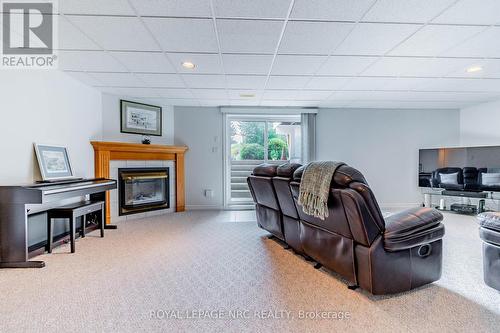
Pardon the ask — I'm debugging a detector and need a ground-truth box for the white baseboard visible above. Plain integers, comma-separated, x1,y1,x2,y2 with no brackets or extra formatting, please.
379,203,422,210
185,204,224,210
186,203,424,212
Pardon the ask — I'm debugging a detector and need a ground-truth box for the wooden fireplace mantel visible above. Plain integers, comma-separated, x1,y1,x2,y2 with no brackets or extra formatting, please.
91,141,188,224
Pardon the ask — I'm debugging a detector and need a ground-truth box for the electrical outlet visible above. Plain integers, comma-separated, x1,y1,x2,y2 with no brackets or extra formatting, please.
204,189,214,198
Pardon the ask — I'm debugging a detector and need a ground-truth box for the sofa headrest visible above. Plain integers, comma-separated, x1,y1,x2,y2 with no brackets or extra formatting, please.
277,163,302,178
292,163,367,188
293,165,305,181
435,167,463,174
252,163,278,177
333,165,368,187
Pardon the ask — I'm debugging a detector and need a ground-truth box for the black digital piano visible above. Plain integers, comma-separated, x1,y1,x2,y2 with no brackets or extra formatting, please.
0,178,116,268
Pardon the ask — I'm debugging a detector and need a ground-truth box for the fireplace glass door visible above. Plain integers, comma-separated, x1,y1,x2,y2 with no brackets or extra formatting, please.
119,168,169,215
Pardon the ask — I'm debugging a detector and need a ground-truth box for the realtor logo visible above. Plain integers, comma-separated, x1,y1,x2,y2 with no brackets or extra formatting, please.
1,0,58,68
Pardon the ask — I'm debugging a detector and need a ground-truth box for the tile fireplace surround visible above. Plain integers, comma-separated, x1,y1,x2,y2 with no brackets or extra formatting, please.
91,141,188,225
110,160,175,222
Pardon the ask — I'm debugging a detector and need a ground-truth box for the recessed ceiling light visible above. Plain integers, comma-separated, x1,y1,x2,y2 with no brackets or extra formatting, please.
181,61,195,69
239,93,255,98
466,66,482,73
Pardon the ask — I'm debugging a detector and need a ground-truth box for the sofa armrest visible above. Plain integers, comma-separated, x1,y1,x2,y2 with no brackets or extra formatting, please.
384,207,444,252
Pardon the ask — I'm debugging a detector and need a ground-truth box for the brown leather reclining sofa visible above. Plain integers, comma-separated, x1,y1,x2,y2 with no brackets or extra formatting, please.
247,162,445,295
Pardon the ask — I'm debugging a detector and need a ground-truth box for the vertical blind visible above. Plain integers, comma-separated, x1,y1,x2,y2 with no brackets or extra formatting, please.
301,113,316,163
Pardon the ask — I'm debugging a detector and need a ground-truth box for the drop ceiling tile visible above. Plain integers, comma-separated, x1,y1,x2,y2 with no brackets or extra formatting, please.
337,100,466,109
328,90,403,101
168,53,223,74
335,23,420,55
110,52,176,73
305,77,351,90
389,25,485,56
291,0,375,21
173,99,201,106
296,90,332,100
420,78,500,93
342,77,430,91
66,16,160,51
329,90,499,103
445,59,500,78
214,0,291,19
130,0,212,17
287,100,322,107
318,100,350,108
362,56,473,77
154,88,195,98
260,100,291,107
279,21,354,55
144,18,218,52
135,73,186,88
88,72,147,87
444,27,500,58
230,99,261,106
100,87,159,98
223,54,273,74
363,0,456,23
192,89,229,99
403,91,500,102
226,75,267,89
262,90,298,100
318,56,378,75
271,55,327,75
227,90,262,99
217,19,283,54
58,16,100,50
182,74,226,88
148,98,200,106
59,51,128,72
433,0,500,25
60,0,135,15
64,71,103,86
267,76,310,89
199,99,230,106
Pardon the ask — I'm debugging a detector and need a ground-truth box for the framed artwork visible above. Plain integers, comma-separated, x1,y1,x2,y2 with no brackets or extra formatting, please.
34,144,75,181
120,100,162,136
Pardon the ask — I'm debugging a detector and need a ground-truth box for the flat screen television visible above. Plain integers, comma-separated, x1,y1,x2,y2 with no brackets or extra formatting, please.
419,145,500,192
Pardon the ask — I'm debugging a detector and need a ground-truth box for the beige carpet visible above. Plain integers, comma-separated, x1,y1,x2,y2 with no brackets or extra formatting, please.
0,210,499,332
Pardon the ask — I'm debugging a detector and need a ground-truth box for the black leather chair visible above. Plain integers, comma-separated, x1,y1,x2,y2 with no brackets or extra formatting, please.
247,164,284,240
272,163,303,253
477,168,500,192
431,167,464,190
477,212,500,291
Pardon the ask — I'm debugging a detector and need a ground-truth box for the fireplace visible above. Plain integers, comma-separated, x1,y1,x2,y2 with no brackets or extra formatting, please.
118,168,169,215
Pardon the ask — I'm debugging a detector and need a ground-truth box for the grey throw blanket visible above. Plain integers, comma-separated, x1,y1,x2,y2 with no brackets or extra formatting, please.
298,161,345,220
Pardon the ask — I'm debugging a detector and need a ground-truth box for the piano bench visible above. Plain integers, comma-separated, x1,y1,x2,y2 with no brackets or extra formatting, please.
46,200,105,254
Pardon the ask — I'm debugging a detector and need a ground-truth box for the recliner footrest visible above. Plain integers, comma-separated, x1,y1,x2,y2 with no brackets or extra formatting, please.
384,207,445,251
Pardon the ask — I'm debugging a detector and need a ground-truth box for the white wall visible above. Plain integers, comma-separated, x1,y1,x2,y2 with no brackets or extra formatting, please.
101,94,174,144
174,106,223,209
0,70,102,184
460,100,500,146
316,108,461,207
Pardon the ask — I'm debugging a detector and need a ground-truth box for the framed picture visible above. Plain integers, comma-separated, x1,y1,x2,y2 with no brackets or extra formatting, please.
120,100,162,136
34,144,75,181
